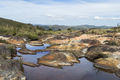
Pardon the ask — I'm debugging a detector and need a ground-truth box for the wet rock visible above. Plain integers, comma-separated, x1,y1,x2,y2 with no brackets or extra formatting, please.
18,48,36,55
62,52,80,63
94,58,120,71
68,50,85,58
115,70,120,78
0,57,26,80
23,62,39,67
38,51,79,68
29,41,43,46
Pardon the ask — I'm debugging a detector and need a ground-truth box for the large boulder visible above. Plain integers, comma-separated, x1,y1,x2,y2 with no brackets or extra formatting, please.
37,51,79,68
86,45,120,60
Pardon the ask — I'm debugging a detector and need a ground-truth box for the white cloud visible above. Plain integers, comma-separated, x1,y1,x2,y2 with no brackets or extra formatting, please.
94,16,103,20
94,16,120,20
0,0,120,26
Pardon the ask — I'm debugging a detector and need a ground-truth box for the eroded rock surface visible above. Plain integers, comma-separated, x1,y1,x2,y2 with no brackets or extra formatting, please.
94,58,120,70
38,51,79,68
86,45,120,60
0,43,26,80
18,48,36,55
0,56,26,80
29,41,43,46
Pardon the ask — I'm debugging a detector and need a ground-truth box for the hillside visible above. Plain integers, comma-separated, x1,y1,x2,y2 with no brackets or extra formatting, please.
0,18,32,27
0,18,48,40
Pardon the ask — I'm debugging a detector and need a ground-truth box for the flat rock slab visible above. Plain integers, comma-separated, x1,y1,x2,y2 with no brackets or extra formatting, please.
38,51,79,68
23,62,39,67
29,41,43,46
94,58,120,71
18,49,36,55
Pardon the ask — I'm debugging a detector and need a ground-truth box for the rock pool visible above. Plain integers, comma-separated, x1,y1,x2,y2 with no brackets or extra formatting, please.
15,44,120,80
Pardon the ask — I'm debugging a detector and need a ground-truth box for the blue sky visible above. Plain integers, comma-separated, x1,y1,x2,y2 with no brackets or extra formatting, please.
0,0,120,26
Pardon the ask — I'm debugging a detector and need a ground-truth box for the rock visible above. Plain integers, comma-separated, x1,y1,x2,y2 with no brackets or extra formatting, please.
37,51,79,68
29,41,43,46
68,50,85,58
103,52,120,60
81,48,88,54
62,52,80,63
0,36,10,40
47,43,86,51
86,45,120,60
94,58,120,71
115,70,120,78
23,62,39,67
18,48,36,55
80,39,100,46
0,57,26,80
7,39,25,45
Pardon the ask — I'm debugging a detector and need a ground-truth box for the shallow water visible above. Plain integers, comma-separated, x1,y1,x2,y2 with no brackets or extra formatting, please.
16,44,120,80
25,44,50,50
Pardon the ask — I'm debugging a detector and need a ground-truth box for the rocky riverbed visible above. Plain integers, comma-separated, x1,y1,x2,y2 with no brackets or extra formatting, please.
15,43,120,80
1,33,120,80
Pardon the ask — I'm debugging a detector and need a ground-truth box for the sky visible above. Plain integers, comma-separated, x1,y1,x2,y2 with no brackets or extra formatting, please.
0,0,120,26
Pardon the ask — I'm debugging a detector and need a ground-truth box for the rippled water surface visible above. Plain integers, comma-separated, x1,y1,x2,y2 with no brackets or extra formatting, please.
16,44,120,80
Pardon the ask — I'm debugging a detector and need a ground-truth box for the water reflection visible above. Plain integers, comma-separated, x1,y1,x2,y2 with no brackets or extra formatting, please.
23,58,119,80
25,44,50,50
15,44,120,80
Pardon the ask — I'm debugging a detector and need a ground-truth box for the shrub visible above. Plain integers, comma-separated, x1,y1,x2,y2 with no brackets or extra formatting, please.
0,39,8,43
27,34,39,41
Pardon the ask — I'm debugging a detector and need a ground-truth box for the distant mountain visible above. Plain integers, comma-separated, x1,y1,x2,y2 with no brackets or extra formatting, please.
0,17,113,31
34,25,70,30
70,25,113,30
35,24,113,30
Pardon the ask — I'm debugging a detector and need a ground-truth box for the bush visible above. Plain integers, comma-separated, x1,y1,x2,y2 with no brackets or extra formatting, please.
0,39,8,43
27,34,39,41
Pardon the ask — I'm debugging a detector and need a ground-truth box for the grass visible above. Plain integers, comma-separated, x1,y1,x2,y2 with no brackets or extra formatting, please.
0,25,69,41
86,28,108,35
